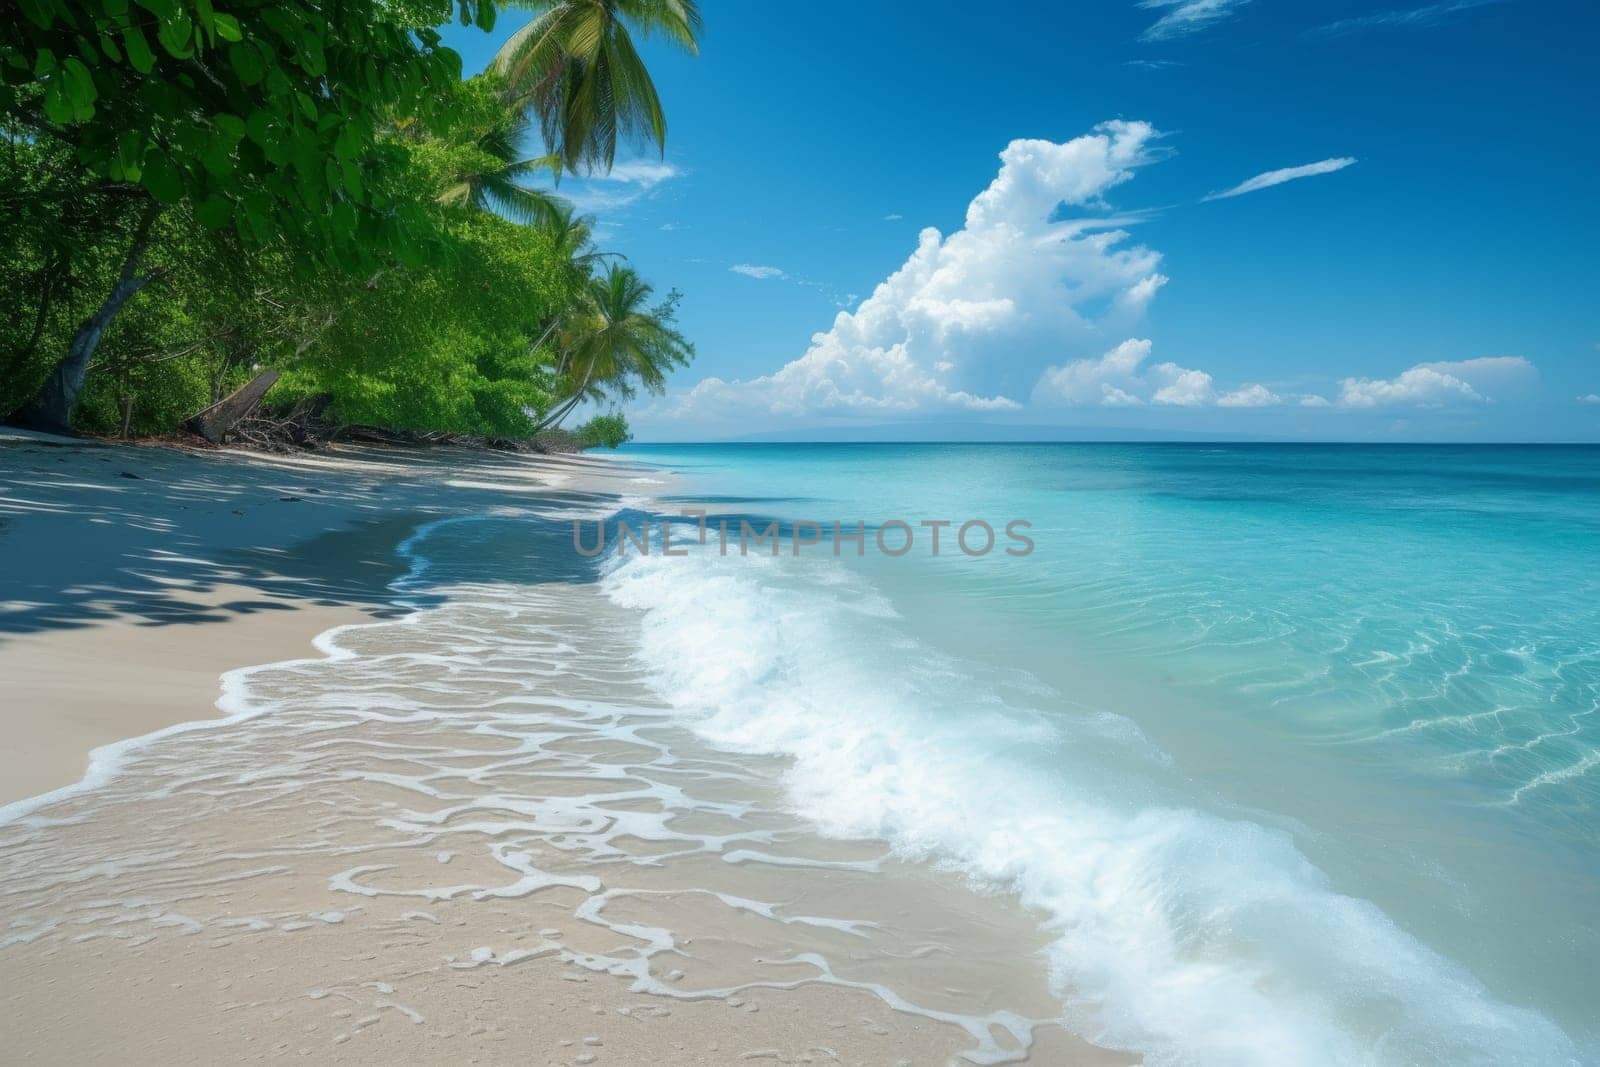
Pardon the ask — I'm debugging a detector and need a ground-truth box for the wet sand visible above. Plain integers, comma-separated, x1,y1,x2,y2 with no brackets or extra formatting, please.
0,433,1126,1065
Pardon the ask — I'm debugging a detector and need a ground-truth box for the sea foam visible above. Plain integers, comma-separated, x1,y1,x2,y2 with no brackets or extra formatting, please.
600,545,1581,1066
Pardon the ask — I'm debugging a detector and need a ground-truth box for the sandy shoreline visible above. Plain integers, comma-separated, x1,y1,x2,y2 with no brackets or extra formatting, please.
0,433,1126,1065
0,430,633,805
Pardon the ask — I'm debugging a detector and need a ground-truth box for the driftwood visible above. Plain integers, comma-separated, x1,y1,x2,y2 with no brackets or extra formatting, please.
230,392,338,452
212,396,579,456
186,369,281,443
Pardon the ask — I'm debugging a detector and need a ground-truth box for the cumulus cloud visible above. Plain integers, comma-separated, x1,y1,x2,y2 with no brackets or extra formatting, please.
668,121,1170,420
1581,394,1600,405
1033,338,1295,409
1203,157,1357,201
1150,363,1215,406
1138,0,1252,41
730,264,787,280
1217,383,1283,407
1337,356,1535,408
1034,338,1157,405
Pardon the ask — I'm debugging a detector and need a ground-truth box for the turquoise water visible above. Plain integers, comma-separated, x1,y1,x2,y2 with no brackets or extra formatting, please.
607,442,1599,1064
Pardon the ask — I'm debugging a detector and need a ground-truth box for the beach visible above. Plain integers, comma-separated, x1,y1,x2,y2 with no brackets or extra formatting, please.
4,436,1595,1065
0,433,1121,1066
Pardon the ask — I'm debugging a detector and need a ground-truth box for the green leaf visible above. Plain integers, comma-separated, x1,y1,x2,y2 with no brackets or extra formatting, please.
122,25,155,73
194,195,232,229
213,12,242,42
115,130,143,181
34,48,57,76
333,125,360,161
59,57,97,118
141,150,184,203
227,41,265,84
17,0,56,30
213,112,245,139
157,11,193,57
474,2,496,32
331,199,357,240
134,0,176,17
201,137,233,177
299,33,324,76
42,80,74,124
245,109,273,148
193,0,215,39
341,158,363,201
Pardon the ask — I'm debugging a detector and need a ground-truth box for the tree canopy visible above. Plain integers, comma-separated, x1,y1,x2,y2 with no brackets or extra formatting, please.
1,0,699,446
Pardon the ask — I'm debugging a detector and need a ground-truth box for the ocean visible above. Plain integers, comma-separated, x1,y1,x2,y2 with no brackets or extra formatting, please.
606,442,1600,1063
4,441,1595,1063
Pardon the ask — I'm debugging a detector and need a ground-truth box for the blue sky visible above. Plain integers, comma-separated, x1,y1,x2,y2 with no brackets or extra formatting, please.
444,1,1598,442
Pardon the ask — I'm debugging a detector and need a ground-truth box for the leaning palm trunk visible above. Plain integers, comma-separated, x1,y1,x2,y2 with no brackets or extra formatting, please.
536,364,595,431
13,204,163,434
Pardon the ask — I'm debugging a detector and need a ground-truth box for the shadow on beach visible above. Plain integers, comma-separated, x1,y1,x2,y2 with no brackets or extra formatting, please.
0,436,629,639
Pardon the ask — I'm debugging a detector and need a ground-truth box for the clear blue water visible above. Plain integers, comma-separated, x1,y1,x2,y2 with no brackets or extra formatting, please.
606,442,1599,1063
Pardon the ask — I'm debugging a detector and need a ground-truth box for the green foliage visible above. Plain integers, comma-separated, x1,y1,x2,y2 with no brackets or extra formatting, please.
1,2,699,441
273,208,573,436
1,0,492,271
496,0,702,173
415,72,562,225
577,411,630,448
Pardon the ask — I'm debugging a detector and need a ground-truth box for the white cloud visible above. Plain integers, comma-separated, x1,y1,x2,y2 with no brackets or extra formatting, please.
1577,394,1600,405
667,121,1169,420
1217,383,1283,407
560,160,681,214
602,161,679,184
883,213,904,221
1138,0,1252,41
1311,0,1503,38
1150,363,1215,406
1203,157,1357,201
1338,356,1535,408
1034,338,1157,405
730,264,787,280
1034,338,1296,410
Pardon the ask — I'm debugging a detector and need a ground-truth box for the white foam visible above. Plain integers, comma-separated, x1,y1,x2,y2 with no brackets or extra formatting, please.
600,546,1582,1066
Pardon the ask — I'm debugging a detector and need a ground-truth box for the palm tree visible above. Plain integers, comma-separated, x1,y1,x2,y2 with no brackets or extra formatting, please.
433,103,566,225
538,262,691,429
525,203,621,355
494,0,703,174
541,203,610,277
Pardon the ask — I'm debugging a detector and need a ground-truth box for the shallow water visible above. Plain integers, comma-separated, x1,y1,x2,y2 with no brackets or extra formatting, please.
611,442,1600,1064
0,507,1090,1065
5,443,1596,1064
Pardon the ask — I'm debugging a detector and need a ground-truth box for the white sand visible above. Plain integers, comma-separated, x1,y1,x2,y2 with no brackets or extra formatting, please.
0,434,1127,1065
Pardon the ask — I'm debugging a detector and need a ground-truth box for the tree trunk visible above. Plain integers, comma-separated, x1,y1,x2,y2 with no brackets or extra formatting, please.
20,251,67,365
185,369,281,444
536,365,595,432
10,204,162,435
539,392,585,430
